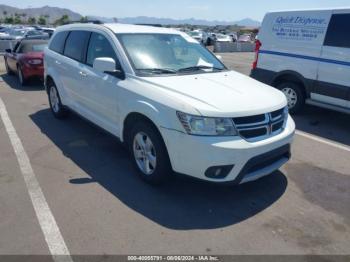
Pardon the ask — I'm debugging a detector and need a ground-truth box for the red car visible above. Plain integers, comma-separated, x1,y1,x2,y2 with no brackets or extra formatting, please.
4,39,48,86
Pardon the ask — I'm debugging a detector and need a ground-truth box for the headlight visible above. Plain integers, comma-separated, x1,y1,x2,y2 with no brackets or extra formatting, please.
177,111,238,136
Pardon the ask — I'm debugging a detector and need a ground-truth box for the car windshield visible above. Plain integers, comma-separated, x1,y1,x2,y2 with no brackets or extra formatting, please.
217,34,228,39
28,30,43,35
10,30,27,36
116,33,225,76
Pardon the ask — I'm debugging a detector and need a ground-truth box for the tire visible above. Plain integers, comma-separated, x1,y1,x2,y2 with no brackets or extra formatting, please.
128,121,172,184
5,59,13,75
17,65,27,86
277,82,305,114
47,83,68,119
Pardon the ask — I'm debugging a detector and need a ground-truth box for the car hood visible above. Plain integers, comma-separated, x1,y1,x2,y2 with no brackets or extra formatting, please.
142,70,287,117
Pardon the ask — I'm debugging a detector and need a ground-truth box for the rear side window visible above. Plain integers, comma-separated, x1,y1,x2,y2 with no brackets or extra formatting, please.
86,33,119,67
64,31,91,62
49,31,69,54
324,14,350,48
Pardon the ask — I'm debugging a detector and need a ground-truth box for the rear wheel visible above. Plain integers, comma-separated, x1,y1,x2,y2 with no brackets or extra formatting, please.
5,59,13,75
17,66,27,86
48,83,68,119
277,82,305,114
128,121,172,184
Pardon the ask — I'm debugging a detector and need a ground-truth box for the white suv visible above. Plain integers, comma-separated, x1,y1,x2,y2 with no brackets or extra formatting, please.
44,23,295,184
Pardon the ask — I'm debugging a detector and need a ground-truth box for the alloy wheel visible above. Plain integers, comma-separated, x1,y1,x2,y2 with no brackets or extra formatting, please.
282,87,298,109
49,86,60,113
133,132,157,175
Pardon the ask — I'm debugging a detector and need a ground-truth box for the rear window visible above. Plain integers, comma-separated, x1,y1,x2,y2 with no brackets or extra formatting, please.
49,31,69,54
63,31,91,62
324,14,350,48
19,42,48,53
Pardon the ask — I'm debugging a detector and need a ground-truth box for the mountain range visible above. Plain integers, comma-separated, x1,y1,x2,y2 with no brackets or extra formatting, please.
0,4,81,23
92,16,261,27
0,4,261,27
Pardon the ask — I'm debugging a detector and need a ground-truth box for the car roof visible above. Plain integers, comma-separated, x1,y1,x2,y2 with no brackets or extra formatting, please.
267,7,350,14
56,23,182,35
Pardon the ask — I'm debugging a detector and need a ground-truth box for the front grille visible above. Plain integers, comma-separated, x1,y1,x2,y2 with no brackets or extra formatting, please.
233,107,288,142
240,127,267,139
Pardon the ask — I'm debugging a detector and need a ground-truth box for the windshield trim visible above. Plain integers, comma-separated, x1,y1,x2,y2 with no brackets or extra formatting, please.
115,33,227,77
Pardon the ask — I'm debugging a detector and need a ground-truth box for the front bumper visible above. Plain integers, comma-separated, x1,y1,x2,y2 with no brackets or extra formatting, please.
160,115,295,184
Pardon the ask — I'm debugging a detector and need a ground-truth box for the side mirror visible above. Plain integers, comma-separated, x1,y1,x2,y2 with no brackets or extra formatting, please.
5,48,11,53
93,57,125,80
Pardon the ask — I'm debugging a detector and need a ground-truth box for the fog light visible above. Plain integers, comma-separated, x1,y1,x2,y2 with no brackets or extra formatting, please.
205,165,234,179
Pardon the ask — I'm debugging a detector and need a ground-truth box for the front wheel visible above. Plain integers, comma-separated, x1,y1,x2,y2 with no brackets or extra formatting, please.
277,82,305,114
128,121,172,184
48,84,68,119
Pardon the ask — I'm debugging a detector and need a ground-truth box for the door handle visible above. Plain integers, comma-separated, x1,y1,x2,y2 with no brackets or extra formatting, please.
79,71,88,77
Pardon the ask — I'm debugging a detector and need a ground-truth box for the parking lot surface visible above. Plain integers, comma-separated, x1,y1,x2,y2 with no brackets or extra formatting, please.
0,54,349,256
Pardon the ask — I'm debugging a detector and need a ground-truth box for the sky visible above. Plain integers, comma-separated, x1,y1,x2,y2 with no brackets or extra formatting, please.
3,0,350,21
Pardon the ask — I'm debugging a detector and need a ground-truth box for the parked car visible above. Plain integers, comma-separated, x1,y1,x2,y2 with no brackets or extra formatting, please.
37,27,56,38
238,34,252,43
215,34,232,43
0,26,11,37
4,39,48,85
207,33,217,45
0,28,49,40
229,32,238,42
251,8,350,114
188,30,209,45
44,23,295,185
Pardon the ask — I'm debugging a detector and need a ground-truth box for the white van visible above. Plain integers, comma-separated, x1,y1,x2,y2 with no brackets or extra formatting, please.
251,8,350,114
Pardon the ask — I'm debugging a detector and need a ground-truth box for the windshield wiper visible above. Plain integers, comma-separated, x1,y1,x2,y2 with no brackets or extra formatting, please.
138,68,177,74
177,65,224,72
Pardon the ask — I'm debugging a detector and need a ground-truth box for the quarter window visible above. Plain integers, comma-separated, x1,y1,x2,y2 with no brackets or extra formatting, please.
86,33,119,67
63,31,91,62
49,31,69,54
324,14,350,48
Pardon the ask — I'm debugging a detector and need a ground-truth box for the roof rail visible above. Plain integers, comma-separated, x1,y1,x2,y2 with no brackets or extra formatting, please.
63,20,104,25
135,23,163,28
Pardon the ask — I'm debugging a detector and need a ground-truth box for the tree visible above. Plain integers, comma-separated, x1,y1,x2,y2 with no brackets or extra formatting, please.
4,16,14,24
80,16,88,22
14,14,22,24
3,11,7,16
38,16,47,25
44,14,50,23
54,14,70,26
27,17,37,25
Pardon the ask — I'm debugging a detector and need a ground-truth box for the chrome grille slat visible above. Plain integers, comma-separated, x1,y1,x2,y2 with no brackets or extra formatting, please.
233,107,287,142
235,114,269,128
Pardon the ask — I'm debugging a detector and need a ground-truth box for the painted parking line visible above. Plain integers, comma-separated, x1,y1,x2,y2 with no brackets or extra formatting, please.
296,130,350,153
0,97,73,262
